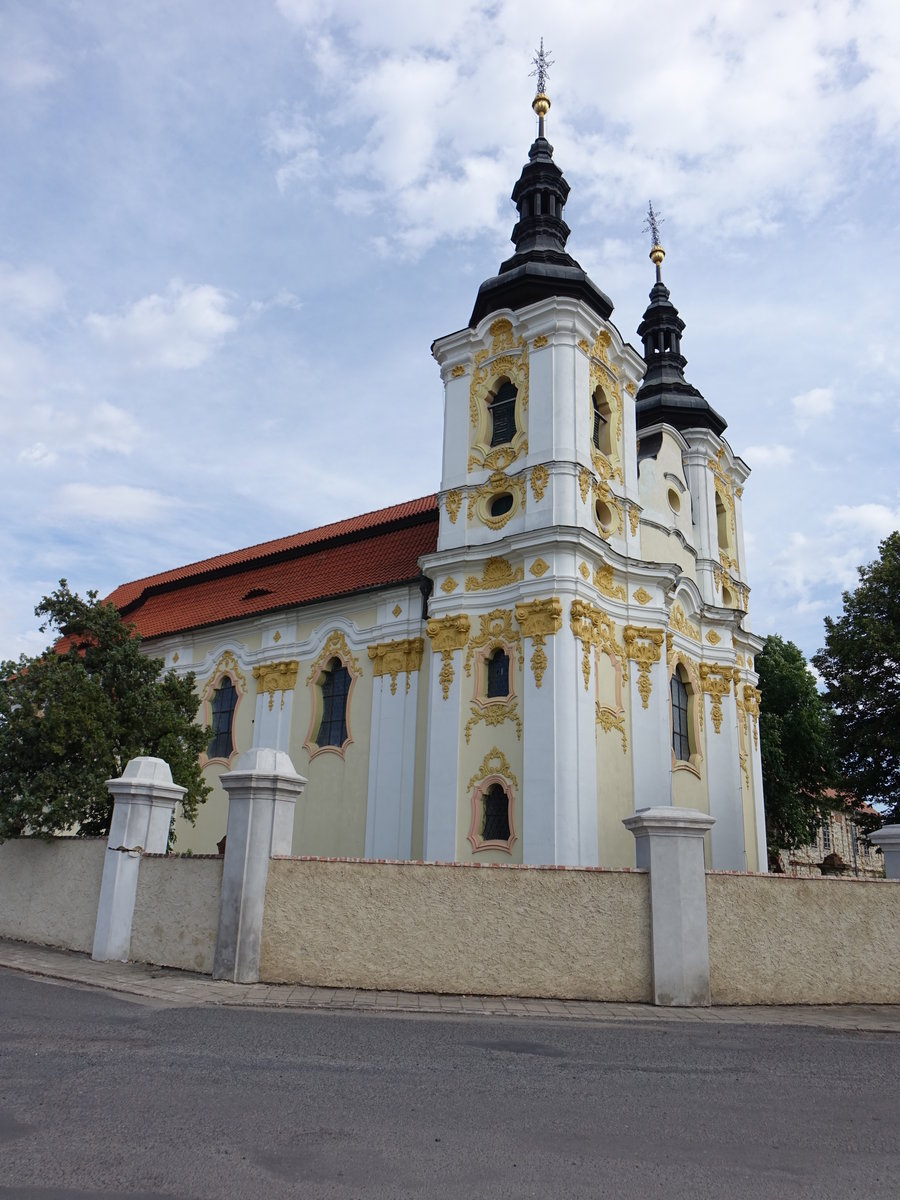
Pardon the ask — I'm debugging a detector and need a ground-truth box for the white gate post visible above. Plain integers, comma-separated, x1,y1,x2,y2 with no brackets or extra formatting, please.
623,807,715,1006
92,757,185,963
212,748,306,984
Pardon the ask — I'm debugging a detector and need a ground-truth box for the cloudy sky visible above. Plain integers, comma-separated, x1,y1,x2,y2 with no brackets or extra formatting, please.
2,0,899,663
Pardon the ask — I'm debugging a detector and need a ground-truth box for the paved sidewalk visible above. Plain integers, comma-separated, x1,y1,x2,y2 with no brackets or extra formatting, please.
2,937,899,1033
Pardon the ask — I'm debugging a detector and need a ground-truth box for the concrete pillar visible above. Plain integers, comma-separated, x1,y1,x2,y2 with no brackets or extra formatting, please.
212,748,306,983
92,757,185,963
868,825,900,879
623,806,715,1006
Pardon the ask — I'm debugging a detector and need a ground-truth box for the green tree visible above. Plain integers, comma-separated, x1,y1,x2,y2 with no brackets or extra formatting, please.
0,581,210,841
812,531,900,824
757,634,837,861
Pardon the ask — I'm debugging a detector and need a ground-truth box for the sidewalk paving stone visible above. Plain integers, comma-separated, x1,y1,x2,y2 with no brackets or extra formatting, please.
2,937,899,1033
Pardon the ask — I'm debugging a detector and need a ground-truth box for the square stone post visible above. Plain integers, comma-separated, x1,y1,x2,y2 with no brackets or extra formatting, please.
623,807,715,1006
213,748,307,983
868,825,900,879
92,757,186,963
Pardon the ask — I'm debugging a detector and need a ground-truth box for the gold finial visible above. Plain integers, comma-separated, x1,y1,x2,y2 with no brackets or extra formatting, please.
530,39,554,135
644,202,666,281
650,244,665,267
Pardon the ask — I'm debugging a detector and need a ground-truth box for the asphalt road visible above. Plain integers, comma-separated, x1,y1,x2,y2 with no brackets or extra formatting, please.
1,970,898,1200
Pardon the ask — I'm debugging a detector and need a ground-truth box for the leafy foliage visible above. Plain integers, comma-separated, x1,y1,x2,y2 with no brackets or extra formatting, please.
813,532,900,824
757,634,837,859
0,582,210,840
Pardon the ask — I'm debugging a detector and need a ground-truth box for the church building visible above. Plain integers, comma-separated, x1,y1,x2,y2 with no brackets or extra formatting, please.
107,78,766,873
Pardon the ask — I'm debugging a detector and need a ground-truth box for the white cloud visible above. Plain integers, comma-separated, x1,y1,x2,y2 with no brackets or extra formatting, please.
0,262,65,319
18,442,57,467
831,503,900,539
56,483,180,525
85,282,238,369
791,386,835,425
265,106,320,193
85,402,142,455
0,56,58,91
744,443,794,468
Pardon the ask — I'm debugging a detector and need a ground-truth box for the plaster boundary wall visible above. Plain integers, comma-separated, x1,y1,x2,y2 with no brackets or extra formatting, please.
260,854,652,1001
707,870,900,1005
0,837,106,953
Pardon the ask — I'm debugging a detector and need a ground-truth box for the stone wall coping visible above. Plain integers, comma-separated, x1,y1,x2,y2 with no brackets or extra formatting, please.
141,852,224,860
706,869,895,883
623,807,715,836
271,854,646,874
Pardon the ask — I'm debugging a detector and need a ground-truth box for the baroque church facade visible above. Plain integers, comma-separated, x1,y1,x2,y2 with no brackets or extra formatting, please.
109,86,766,872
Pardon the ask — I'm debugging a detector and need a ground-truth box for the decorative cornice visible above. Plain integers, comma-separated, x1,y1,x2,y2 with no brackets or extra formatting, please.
367,637,425,696
515,597,562,688
465,555,524,592
571,600,627,691
624,625,665,708
253,660,299,711
700,662,735,733
426,615,471,700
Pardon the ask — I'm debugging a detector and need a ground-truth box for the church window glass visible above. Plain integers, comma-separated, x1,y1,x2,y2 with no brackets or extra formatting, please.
489,382,517,446
486,648,510,698
482,784,511,842
316,658,351,748
671,669,690,762
208,676,238,759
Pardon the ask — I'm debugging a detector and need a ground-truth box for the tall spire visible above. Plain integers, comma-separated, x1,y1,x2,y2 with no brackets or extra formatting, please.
634,204,726,437
469,44,613,328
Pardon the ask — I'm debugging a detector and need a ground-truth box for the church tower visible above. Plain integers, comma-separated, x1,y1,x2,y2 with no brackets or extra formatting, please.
420,58,765,872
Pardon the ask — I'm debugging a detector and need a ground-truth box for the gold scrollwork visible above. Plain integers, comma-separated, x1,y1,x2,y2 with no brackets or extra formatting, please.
468,324,529,471
624,625,665,709
305,631,362,686
592,479,625,540
465,699,522,745
451,363,466,378
594,563,626,601
530,463,549,502
426,615,470,700
465,556,524,592
633,587,652,605
515,597,563,688
489,317,515,353
706,630,721,645
571,601,628,691
209,650,247,695
700,662,734,734
670,603,701,642
467,747,519,792
253,660,299,711
577,337,591,355
625,381,637,396
368,637,425,696
441,577,459,594
533,334,549,348
445,490,462,524
628,503,640,537
579,562,590,581
578,465,592,503
464,610,523,679
529,558,549,578
467,469,527,530
743,683,761,749
596,703,628,754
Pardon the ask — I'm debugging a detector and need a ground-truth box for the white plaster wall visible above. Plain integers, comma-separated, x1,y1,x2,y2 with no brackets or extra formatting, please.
130,855,223,974
707,873,900,1004
0,837,106,952
261,857,651,1001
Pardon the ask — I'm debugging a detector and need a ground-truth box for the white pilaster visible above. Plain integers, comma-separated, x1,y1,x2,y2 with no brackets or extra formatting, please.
366,673,419,860
628,642,673,811
423,643,466,861
252,690,295,752
705,683,747,871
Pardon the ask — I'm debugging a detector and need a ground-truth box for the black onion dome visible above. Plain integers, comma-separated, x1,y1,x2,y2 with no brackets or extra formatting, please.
634,253,726,436
469,104,613,328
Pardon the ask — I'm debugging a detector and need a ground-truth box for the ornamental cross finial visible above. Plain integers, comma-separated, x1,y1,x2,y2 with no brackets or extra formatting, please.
643,201,664,249
530,38,554,95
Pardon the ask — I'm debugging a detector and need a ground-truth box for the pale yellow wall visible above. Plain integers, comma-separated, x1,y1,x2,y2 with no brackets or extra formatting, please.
0,837,106,952
130,855,223,974
290,657,373,857
640,523,697,582
260,857,652,1001
707,873,900,1004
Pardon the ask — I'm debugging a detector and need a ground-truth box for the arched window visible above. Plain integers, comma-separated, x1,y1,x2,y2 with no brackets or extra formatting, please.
208,676,238,759
486,648,510,698
489,381,518,447
482,783,511,842
671,668,691,762
316,658,351,748
592,389,611,456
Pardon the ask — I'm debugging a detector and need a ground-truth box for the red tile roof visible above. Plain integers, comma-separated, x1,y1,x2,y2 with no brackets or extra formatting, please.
107,495,439,640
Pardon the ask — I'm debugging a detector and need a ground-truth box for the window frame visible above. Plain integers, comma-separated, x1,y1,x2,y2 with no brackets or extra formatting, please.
303,633,361,762
467,775,517,853
668,656,702,776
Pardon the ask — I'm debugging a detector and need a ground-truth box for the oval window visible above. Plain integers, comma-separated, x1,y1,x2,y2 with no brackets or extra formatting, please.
595,499,613,530
490,493,514,518
667,488,681,513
